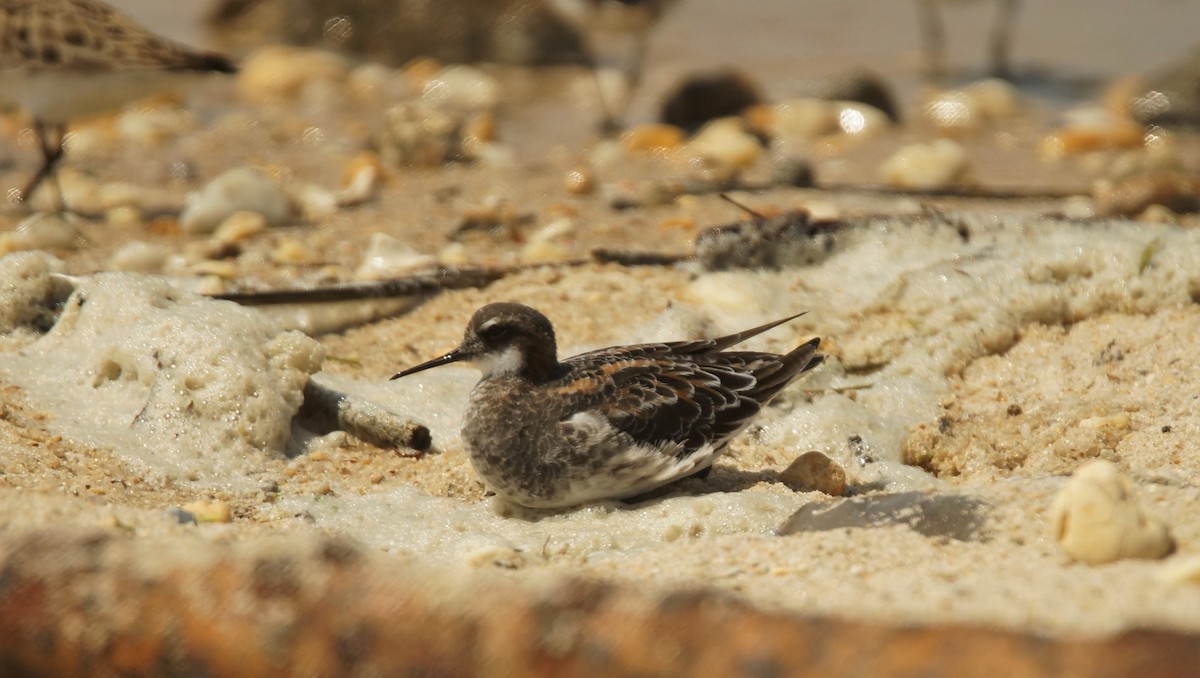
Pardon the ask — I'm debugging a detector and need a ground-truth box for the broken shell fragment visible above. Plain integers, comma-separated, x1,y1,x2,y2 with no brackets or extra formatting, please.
1051,460,1174,565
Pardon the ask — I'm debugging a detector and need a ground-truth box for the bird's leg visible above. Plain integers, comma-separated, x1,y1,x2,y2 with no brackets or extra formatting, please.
20,122,67,212
589,26,650,136
590,59,622,137
989,0,1020,79
916,0,947,82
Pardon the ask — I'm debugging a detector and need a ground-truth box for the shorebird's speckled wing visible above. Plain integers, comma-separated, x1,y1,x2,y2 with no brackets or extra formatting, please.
553,318,823,457
0,0,234,72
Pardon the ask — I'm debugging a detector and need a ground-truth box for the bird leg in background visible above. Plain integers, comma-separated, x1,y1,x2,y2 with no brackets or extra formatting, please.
916,0,949,81
20,122,67,212
989,0,1020,79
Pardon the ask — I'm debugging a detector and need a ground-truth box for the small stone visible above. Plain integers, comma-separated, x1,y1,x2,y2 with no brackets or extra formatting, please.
564,167,595,196
181,167,293,235
529,217,575,244
688,117,763,170
771,99,838,140
620,123,686,154
521,239,572,263
1051,459,1175,565
1078,413,1132,430
237,46,349,105
354,233,437,280
1040,107,1145,158
832,101,890,139
338,152,384,207
190,260,239,279
271,237,318,265
108,241,169,273
179,500,232,524
213,211,268,244
659,69,763,134
880,139,970,189
295,184,340,222
105,206,143,229
779,451,847,496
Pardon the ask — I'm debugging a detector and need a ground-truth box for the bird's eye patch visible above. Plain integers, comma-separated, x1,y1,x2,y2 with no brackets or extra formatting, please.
477,321,512,342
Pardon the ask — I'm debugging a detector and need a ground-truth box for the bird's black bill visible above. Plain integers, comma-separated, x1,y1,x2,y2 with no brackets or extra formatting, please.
391,350,464,379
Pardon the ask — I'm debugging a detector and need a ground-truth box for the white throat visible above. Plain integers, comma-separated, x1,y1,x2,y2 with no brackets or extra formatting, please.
473,345,524,378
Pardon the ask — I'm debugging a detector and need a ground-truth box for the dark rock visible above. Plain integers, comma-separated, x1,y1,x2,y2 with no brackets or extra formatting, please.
659,70,764,134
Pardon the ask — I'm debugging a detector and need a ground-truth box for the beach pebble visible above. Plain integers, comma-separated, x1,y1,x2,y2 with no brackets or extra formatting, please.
181,167,293,235
522,239,573,264
105,206,144,229
620,123,686,154
771,99,839,140
1092,173,1200,217
421,65,500,112
1041,107,1144,158
213,211,268,244
564,167,595,196
780,451,847,496
923,79,1021,133
832,101,890,139
354,233,438,280
659,69,763,133
294,184,339,222
0,213,80,253
688,117,763,170
180,500,233,524
236,46,349,105
271,237,318,265
880,139,970,189
190,260,239,280
108,241,170,273
1051,460,1175,565
340,153,385,206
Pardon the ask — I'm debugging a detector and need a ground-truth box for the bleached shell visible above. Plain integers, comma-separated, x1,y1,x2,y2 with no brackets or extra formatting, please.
880,139,970,189
354,233,438,280
181,167,293,235
1051,459,1174,565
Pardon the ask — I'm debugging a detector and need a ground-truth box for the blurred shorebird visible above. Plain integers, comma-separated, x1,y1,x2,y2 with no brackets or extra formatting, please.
0,0,237,210
545,0,680,133
392,302,824,509
917,0,1020,80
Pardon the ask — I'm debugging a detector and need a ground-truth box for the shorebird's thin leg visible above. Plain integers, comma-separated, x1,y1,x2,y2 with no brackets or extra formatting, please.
916,0,947,81
989,0,1020,79
20,122,67,211
588,52,622,136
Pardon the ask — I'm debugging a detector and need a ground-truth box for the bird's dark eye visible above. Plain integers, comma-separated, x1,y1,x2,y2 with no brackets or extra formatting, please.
478,322,511,343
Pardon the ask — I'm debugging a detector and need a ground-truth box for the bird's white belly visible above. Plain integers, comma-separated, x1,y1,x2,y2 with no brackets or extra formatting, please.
0,69,194,123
